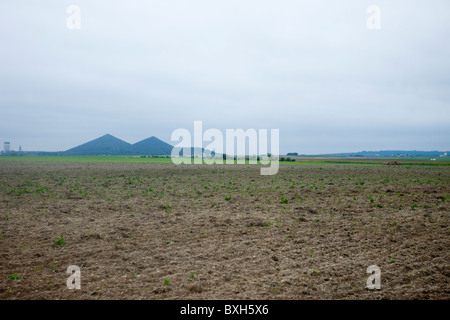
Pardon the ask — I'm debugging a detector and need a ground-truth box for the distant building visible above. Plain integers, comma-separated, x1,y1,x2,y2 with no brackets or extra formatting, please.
4,142,10,153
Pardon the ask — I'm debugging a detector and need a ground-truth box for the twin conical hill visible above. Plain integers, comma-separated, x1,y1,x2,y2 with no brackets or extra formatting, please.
64,134,174,156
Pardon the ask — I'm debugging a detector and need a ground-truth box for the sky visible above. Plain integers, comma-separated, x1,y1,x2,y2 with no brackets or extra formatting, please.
0,0,449,154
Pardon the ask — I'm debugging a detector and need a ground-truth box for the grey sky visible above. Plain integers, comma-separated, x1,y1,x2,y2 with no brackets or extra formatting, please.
0,0,449,154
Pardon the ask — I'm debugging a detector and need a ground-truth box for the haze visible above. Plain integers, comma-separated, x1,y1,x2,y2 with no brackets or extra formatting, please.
0,0,449,154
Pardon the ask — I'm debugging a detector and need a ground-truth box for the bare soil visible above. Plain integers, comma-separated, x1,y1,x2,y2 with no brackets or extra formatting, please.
0,161,449,299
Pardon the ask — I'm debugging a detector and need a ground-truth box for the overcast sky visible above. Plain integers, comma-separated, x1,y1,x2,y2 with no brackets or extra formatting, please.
0,0,449,154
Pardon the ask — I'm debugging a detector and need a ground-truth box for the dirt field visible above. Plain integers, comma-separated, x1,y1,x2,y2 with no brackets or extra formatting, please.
0,161,449,299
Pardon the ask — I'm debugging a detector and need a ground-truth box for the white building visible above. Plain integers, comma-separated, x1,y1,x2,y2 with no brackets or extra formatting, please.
4,142,10,152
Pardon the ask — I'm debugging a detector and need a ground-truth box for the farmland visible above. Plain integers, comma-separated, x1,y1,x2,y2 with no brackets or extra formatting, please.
0,159,449,299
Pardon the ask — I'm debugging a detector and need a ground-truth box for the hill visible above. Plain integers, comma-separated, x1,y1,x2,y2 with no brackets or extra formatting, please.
63,134,174,156
132,136,173,155
64,134,133,156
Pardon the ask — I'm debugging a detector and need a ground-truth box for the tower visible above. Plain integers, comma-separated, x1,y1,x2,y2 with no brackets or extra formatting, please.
4,142,10,153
